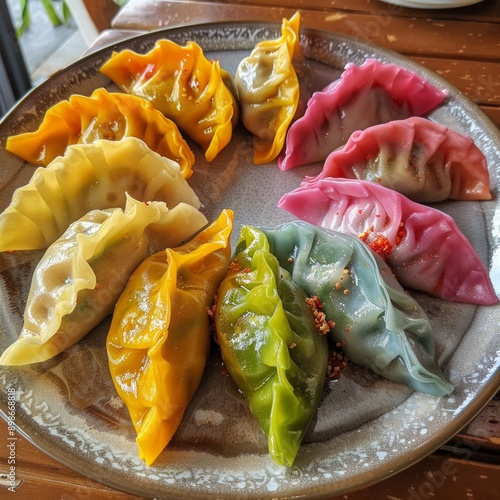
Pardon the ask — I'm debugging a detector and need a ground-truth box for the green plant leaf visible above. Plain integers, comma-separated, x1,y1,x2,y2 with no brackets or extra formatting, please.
17,0,31,38
41,0,63,26
62,1,71,24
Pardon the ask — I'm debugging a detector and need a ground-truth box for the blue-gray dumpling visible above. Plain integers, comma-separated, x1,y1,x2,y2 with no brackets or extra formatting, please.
260,221,453,397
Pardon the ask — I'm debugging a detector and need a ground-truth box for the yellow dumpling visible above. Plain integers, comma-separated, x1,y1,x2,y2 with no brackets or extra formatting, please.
107,210,233,465
235,11,303,164
6,88,195,178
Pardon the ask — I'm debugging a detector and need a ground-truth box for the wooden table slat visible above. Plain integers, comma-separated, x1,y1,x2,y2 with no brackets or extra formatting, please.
201,0,500,22
2,431,500,499
111,0,500,61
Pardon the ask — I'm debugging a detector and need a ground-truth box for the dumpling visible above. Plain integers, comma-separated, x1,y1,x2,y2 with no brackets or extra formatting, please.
278,58,447,170
5,88,195,178
215,225,329,467
0,194,208,366
107,210,233,466
306,116,491,202
234,11,305,164
0,137,201,252
100,40,238,162
278,178,498,305
261,221,454,397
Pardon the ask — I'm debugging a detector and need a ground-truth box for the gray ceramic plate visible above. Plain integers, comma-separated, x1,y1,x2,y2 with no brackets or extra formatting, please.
0,22,499,500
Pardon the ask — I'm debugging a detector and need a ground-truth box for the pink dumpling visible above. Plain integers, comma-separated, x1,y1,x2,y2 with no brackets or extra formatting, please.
305,116,491,203
278,178,498,305
278,58,447,171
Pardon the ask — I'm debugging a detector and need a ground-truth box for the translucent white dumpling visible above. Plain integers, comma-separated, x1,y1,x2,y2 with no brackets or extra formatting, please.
0,137,201,252
0,194,207,366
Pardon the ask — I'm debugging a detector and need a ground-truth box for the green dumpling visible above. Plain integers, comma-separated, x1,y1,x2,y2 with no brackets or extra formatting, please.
215,226,329,467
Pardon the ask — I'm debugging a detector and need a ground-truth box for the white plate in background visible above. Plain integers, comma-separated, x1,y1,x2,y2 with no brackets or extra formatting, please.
378,0,484,9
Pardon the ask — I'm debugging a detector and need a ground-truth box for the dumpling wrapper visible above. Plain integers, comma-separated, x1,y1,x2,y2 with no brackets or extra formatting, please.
107,210,233,466
235,11,304,164
0,137,201,252
279,178,498,305
306,116,491,202
261,221,454,397
5,88,195,178
215,225,329,467
278,58,447,170
100,40,238,162
0,194,208,366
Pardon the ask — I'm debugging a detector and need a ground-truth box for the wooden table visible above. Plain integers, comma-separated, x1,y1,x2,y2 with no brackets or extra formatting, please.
1,0,500,498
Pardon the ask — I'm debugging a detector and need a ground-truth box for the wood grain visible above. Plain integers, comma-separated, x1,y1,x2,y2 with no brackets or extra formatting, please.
1,425,500,499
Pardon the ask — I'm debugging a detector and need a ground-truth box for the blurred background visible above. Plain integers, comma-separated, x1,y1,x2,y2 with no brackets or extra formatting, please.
0,0,121,115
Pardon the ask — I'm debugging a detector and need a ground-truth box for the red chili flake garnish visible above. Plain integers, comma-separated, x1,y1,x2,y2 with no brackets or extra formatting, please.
326,347,349,380
358,225,375,243
395,222,407,246
306,295,323,310
359,226,393,262
229,260,242,273
207,295,218,333
306,295,334,335
207,305,215,318
367,234,393,261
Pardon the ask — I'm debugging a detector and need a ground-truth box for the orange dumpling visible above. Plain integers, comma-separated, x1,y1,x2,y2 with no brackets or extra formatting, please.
100,40,238,162
5,88,195,178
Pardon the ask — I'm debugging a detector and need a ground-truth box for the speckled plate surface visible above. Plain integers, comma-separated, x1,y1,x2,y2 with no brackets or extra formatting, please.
0,22,499,500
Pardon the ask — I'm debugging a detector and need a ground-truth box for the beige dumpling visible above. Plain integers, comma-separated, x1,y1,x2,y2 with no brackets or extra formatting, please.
0,194,207,366
0,137,201,252
235,11,303,164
